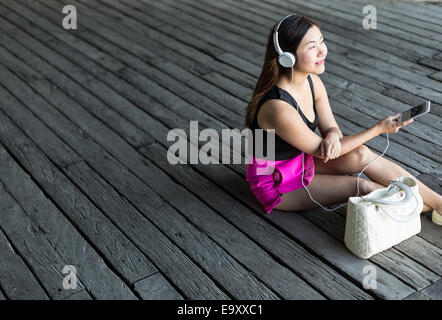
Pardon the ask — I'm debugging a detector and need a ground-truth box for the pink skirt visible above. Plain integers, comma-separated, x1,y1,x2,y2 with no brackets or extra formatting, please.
246,153,315,214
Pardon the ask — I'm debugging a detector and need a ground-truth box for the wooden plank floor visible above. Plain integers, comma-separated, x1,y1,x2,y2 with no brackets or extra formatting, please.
0,0,440,300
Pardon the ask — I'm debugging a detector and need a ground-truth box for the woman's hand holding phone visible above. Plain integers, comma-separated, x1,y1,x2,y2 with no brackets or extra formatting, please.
377,114,414,134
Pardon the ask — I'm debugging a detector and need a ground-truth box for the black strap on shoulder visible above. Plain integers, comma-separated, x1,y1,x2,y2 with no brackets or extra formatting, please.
307,75,317,112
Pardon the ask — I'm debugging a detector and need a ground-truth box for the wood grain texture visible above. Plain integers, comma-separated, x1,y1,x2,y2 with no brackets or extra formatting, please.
0,143,135,300
421,279,442,300
132,273,184,300
0,102,158,286
0,228,49,300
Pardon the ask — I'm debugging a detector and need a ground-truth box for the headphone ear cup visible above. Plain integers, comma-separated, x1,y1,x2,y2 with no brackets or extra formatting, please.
278,52,296,68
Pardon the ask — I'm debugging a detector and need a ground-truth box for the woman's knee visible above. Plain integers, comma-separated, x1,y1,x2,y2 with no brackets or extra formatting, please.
347,145,373,172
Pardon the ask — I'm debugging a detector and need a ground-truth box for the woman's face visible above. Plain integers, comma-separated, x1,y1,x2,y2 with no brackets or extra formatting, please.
294,25,327,74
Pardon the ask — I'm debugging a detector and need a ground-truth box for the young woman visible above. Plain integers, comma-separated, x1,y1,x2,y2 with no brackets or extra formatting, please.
244,14,442,224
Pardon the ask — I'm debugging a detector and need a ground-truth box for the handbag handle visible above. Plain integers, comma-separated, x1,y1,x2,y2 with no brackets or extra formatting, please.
362,181,420,223
363,181,411,206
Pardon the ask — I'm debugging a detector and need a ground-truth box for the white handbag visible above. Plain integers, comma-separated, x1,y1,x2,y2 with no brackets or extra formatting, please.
344,176,424,259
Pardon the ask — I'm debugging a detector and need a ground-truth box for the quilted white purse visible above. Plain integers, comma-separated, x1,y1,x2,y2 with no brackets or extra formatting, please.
345,176,423,259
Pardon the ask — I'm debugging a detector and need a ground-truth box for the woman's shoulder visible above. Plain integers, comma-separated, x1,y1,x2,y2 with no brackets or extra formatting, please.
308,74,327,102
258,96,299,129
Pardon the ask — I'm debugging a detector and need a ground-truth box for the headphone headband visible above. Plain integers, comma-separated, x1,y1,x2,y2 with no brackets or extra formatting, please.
273,14,296,55
273,14,297,68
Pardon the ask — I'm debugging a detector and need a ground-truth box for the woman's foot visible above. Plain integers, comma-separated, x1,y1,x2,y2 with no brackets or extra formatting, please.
432,206,442,226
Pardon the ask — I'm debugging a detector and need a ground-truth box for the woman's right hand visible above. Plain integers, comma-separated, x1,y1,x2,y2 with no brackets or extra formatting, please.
377,114,414,134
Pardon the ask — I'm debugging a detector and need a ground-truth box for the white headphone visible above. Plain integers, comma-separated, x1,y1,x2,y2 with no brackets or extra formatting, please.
273,14,297,68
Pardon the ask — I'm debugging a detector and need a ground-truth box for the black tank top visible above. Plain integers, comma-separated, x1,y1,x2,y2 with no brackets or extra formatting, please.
249,74,319,161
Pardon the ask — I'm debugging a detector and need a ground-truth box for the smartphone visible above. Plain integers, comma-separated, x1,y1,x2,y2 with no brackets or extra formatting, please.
397,101,431,122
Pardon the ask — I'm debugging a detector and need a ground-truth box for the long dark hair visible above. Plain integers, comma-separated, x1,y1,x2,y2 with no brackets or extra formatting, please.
244,15,320,128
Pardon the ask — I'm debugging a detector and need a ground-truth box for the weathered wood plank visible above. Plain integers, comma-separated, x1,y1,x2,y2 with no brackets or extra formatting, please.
141,0,266,61
391,1,442,26
64,290,93,300
202,72,251,101
67,0,253,116
0,20,172,152
63,161,235,299
0,160,90,299
0,136,136,299
0,96,159,286
392,2,442,26
9,0,244,130
309,0,442,41
165,0,265,46
140,142,372,300
240,0,437,58
232,0,436,75
323,73,442,131
395,237,442,276
147,60,246,118
125,0,264,62
0,227,50,299
403,292,430,300
324,41,442,100
64,160,276,300
1,1,246,182
0,34,153,150
0,66,230,300
418,58,442,71
4,0,246,178
286,0,442,51
132,273,184,300
89,0,256,89
421,279,442,300
419,214,442,250
429,71,442,82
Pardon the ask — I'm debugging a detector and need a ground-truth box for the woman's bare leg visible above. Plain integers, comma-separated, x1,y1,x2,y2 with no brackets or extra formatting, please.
275,174,381,212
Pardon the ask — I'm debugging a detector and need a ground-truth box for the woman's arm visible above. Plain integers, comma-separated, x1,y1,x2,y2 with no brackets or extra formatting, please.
263,100,377,160
332,116,413,160
260,100,412,161
338,125,381,156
